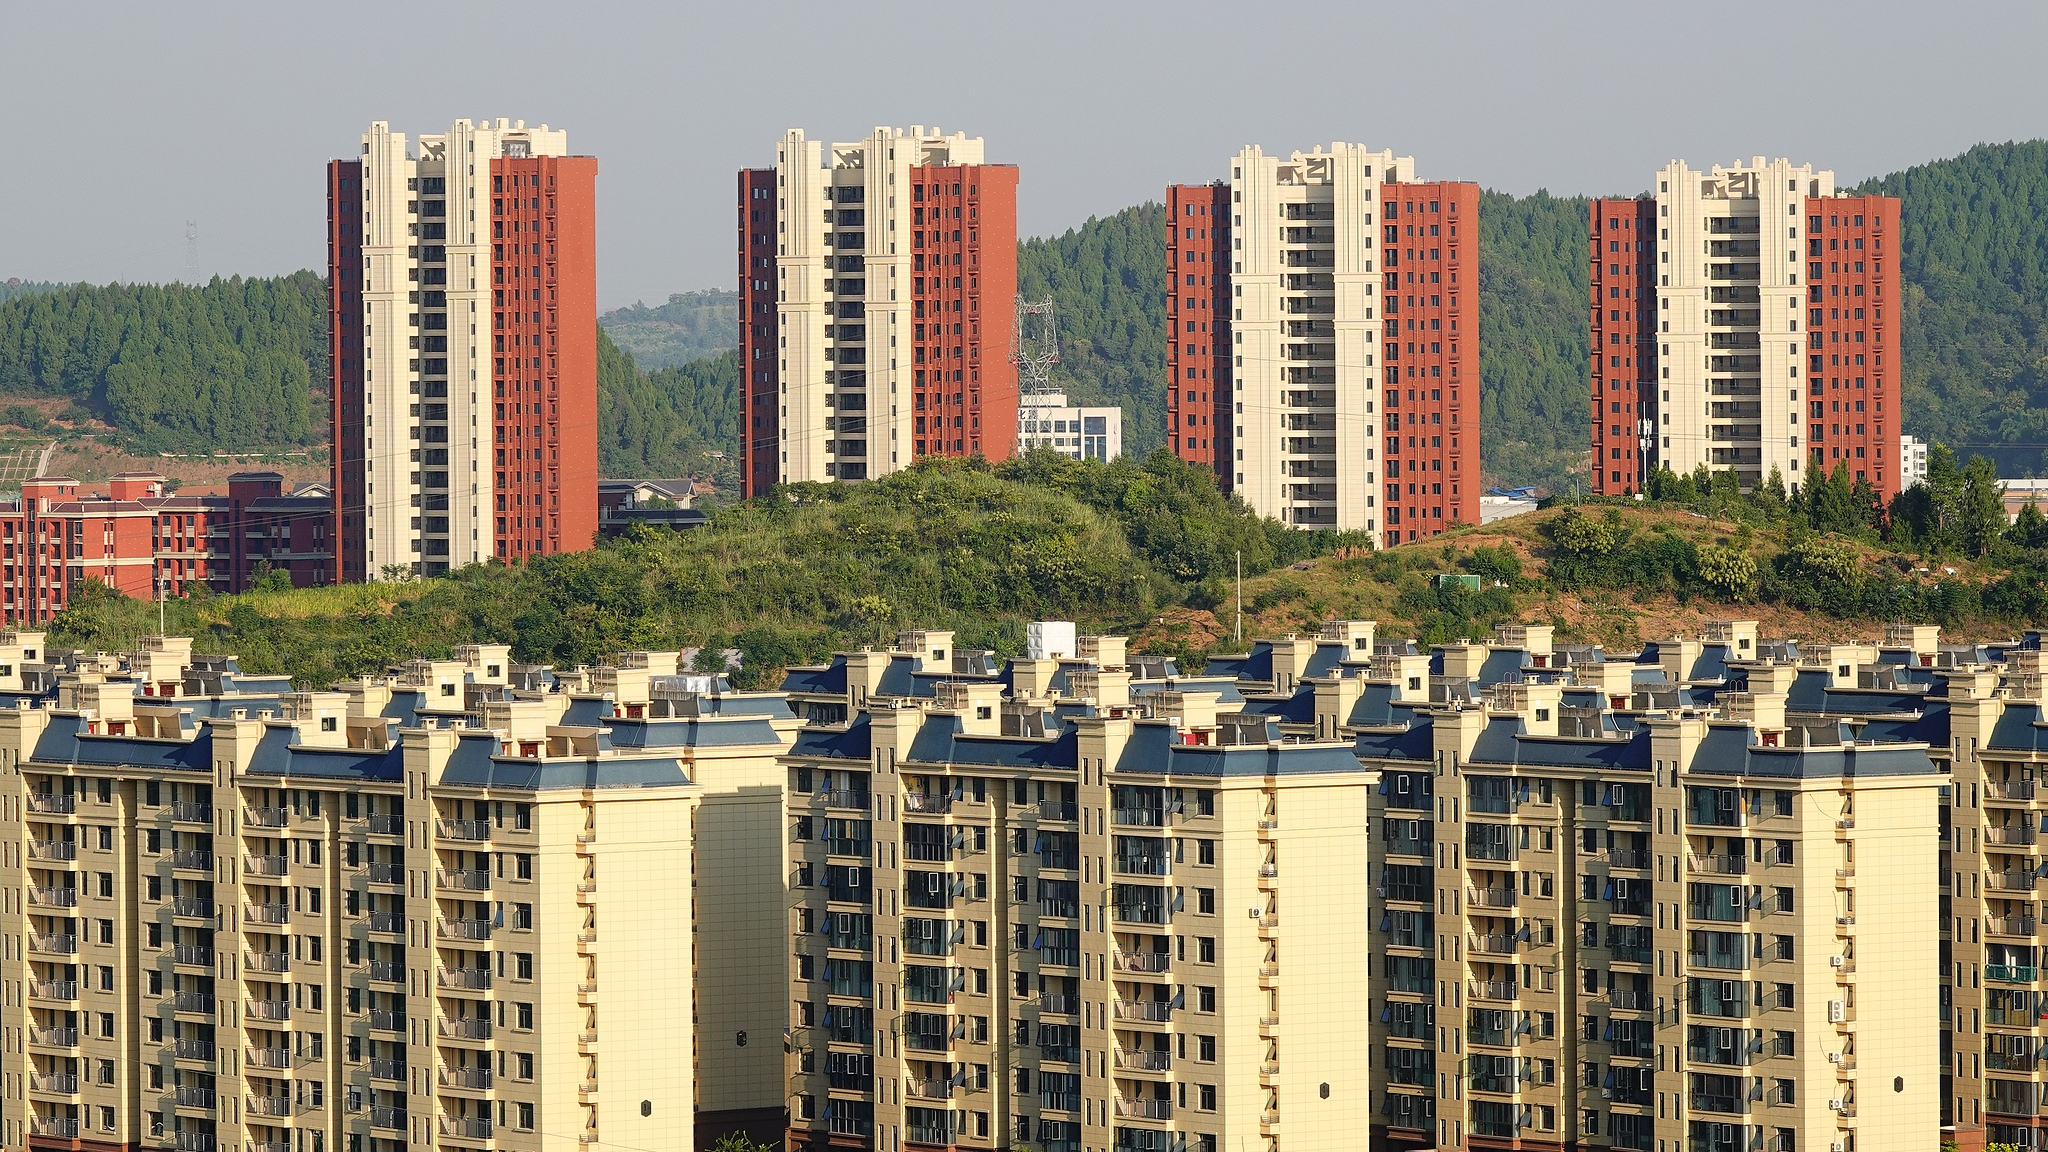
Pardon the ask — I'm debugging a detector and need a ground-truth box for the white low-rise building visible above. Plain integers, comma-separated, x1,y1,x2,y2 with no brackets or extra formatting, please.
1017,391,1121,461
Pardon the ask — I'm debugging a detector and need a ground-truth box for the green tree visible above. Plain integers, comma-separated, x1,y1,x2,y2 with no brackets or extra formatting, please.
1960,453,2010,556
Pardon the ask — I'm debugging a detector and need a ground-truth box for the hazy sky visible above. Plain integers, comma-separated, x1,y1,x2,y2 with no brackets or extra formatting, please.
6,1,2046,309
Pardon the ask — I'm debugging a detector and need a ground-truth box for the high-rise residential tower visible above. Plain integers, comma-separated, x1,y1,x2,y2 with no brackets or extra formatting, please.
1590,158,1901,500
1169,145,1479,544
737,127,1018,497
328,119,600,580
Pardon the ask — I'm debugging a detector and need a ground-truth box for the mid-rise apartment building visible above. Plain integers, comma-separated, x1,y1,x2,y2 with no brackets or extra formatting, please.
737,128,1019,496
0,637,795,1152
1169,145,1479,542
0,472,334,623
328,119,600,580
1214,620,1960,1152
776,631,1376,1152
1591,159,1901,500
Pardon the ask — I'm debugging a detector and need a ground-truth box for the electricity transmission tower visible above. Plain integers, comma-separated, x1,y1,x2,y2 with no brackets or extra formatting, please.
1010,297,1060,396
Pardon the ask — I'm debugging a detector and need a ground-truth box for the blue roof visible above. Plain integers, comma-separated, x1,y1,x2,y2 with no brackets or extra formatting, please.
780,659,849,695
908,714,1079,770
1468,716,1652,773
30,714,210,772
609,715,787,749
1989,703,2048,754
790,714,874,760
435,731,690,790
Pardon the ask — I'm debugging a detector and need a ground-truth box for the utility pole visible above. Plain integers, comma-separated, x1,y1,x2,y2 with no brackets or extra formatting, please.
185,221,200,286
1234,550,1243,643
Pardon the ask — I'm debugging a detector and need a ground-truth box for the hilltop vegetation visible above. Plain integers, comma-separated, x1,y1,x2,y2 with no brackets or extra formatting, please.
48,451,1347,686
597,290,738,369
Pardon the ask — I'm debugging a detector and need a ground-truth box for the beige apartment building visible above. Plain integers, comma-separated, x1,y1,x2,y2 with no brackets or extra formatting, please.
776,632,1375,1152
1211,620,1945,1152
0,637,795,1152
736,128,1019,495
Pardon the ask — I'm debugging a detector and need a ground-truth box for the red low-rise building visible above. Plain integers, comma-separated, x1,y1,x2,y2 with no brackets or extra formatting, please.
0,471,334,623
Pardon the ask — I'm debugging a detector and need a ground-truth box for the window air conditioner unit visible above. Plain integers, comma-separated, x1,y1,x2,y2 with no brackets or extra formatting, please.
1827,1000,1846,1023
1829,955,1845,967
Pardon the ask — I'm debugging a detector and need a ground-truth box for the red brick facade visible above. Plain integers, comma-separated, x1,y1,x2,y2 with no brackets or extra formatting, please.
1589,198,1658,495
1165,183,1232,484
1804,194,1900,498
1380,182,1480,546
911,164,1019,461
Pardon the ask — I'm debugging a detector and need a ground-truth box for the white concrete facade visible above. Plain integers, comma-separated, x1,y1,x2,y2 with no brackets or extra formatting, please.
1017,391,1121,461
1901,434,1929,486
1653,158,1830,490
356,119,568,575
772,127,978,484
1229,144,1410,533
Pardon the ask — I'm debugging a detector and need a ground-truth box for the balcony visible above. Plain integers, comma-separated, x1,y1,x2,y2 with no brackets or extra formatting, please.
172,897,216,920
367,862,404,885
29,933,77,955
1990,871,2039,893
1990,826,2039,847
1115,1049,1171,1072
1113,951,1170,974
28,839,76,861
245,902,288,924
369,1009,406,1033
171,849,214,872
820,790,870,811
244,806,288,828
243,854,287,877
1990,780,2038,801
173,943,215,967
173,1038,214,1061
170,802,213,824
1116,1098,1174,1120
28,886,77,908
368,959,404,983
370,1058,407,1082
906,1078,953,1100
1990,964,2039,983
367,812,404,835
246,1047,290,1070
245,950,290,974
30,979,78,1001
246,1096,292,1118
1468,981,1519,1001
173,991,217,1015
30,1073,79,1094
1468,934,1518,956
28,793,76,814
439,1017,492,1040
29,1117,80,1138
30,1026,78,1047
440,1066,492,1089
368,911,405,934
1468,886,1516,909
245,998,290,1021
438,917,491,941
439,967,491,990
432,816,497,844
436,868,490,891
1687,853,1746,875
369,1107,408,1132
1113,999,1174,1023
439,1116,493,1140
903,793,952,815
1991,916,2041,937
1037,800,1079,822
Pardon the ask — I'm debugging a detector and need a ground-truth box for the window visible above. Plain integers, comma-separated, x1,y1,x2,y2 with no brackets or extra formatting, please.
516,1002,534,1029
1199,1084,1217,1111
1197,986,1216,1012
1198,1035,1216,1061
1197,838,1215,865
516,953,534,979
1197,888,1215,914
1197,937,1216,963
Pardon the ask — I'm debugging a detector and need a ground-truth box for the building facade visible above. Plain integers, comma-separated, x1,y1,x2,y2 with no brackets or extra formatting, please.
328,119,600,580
0,638,794,1152
737,128,1019,496
777,632,1376,1152
1017,393,1121,462
1169,146,1479,542
1590,159,1902,500
0,472,333,623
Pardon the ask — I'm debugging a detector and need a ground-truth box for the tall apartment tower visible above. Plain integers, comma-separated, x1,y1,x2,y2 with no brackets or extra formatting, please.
1590,158,1901,500
328,119,600,580
737,127,1019,496
1169,145,1479,544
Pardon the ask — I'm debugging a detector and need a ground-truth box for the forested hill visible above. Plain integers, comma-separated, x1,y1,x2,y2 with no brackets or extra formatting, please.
5,140,2048,484
0,274,326,451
